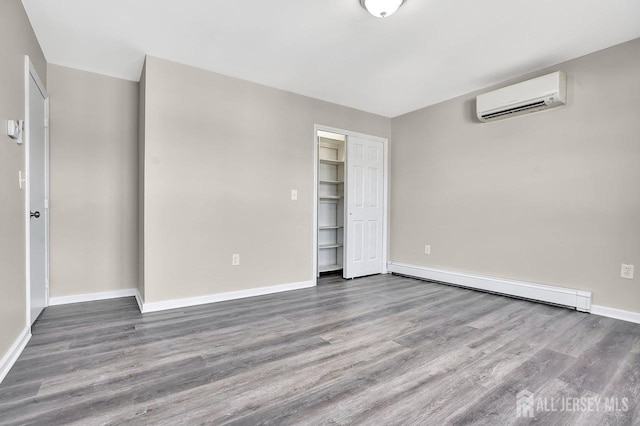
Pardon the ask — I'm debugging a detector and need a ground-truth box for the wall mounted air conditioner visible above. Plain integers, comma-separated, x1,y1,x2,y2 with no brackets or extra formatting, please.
476,71,567,122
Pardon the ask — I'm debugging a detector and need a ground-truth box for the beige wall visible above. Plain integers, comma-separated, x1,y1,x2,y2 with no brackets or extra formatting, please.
390,38,640,313
142,56,390,303
48,64,139,297
0,0,46,358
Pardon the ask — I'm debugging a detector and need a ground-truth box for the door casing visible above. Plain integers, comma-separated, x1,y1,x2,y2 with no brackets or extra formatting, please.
24,55,50,325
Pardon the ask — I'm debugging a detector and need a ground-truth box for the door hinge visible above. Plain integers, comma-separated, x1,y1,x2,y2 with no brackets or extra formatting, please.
44,117,49,128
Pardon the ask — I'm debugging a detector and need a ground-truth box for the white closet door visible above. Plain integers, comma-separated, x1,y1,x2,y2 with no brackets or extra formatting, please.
345,136,384,279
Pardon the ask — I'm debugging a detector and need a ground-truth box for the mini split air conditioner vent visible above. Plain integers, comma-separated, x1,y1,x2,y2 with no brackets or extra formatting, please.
476,71,566,122
480,100,547,120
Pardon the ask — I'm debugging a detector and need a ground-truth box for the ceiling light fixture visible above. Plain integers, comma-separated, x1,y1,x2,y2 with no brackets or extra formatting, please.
360,0,405,18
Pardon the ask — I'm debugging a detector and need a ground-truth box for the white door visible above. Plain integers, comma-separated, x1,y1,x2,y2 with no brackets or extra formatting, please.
344,136,384,278
27,61,48,325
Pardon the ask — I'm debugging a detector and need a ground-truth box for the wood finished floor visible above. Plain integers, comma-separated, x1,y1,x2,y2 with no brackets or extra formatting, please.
1,274,639,425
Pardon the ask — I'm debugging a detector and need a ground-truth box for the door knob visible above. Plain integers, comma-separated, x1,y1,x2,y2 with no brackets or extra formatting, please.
30,211,40,218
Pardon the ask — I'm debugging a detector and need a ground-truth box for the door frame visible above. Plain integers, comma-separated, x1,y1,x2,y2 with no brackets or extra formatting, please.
24,55,50,325
312,124,389,284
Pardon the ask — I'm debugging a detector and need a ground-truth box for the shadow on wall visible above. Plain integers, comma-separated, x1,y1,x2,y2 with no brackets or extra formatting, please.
463,98,477,123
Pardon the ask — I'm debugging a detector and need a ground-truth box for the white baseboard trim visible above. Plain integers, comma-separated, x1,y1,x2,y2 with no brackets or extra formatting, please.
46,281,316,314
49,289,139,306
387,261,592,312
134,289,144,313
0,327,31,385
141,280,315,313
591,305,640,325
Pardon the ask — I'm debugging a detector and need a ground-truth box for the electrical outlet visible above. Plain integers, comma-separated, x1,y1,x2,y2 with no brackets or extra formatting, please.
424,244,431,255
291,189,298,201
621,264,634,279
232,254,240,266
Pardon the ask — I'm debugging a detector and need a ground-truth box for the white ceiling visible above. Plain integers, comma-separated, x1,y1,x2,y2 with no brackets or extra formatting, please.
22,0,640,117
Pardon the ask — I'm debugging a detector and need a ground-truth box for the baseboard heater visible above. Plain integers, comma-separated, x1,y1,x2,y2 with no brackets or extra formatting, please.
387,262,591,312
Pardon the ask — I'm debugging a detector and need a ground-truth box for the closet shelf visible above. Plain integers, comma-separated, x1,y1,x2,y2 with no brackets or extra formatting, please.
319,195,343,200
319,159,344,165
319,243,343,249
319,226,344,230
319,180,344,184
319,264,343,273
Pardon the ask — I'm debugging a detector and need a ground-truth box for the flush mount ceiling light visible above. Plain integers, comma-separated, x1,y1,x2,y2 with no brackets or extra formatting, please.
360,0,405,18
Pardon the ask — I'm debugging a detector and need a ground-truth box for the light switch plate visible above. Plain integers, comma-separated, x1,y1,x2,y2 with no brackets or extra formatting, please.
7,120,23,144
291,189,298,201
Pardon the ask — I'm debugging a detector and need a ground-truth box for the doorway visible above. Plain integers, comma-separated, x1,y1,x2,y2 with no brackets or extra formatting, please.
25,56,49,325
313,125,388,281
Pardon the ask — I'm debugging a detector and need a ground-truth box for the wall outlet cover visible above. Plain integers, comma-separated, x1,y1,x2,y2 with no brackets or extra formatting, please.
424,245,431,255
232,254,240,266
621,264,634,280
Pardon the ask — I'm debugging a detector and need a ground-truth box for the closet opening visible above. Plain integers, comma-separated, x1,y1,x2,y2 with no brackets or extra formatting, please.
317,131,346,276
313,126,389,282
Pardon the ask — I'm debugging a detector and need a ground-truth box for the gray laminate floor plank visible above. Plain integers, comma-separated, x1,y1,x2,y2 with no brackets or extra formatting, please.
448,348,576,425
571,349,640,425
318,304,584,425
545,313,619,358
0,274,638,425
103,341,411,426
558,320,640,394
